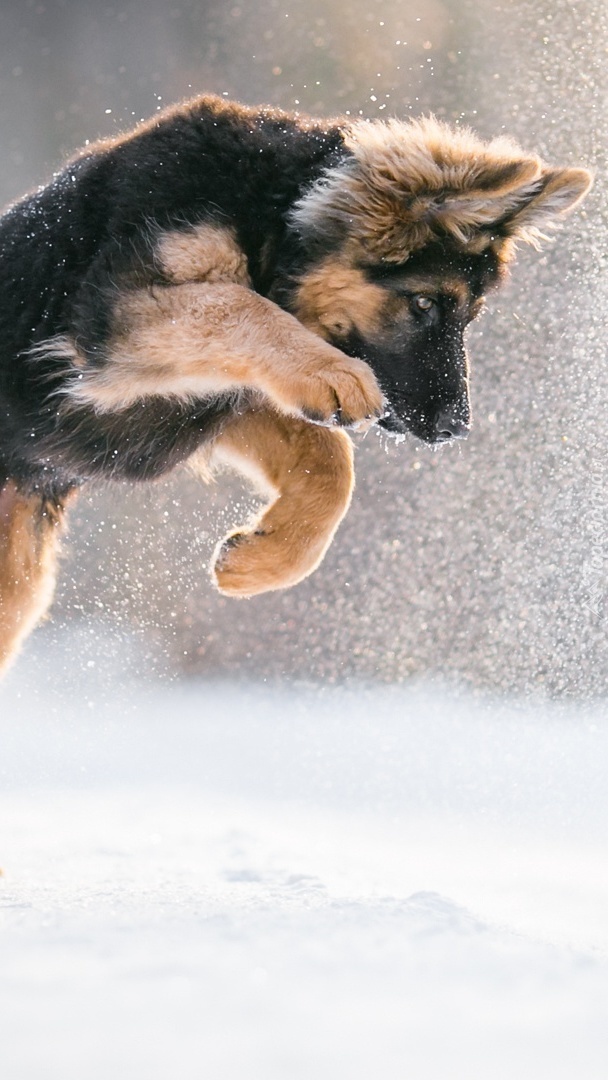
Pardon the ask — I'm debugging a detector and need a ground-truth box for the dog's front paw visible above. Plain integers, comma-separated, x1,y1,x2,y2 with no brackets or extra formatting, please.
271,350,384,429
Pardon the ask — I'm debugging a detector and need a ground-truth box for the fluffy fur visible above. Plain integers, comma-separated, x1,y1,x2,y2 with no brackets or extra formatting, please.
292,116,590,258
0,94,591,672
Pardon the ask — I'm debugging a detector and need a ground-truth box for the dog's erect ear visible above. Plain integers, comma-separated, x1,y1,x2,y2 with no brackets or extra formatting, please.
291,117,592,262
497,166,593,247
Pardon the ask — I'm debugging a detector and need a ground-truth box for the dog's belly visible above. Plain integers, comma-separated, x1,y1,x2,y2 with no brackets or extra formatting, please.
26,395,235,485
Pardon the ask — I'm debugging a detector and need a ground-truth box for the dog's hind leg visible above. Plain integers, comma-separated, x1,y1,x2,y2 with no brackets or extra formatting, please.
0,482,70,674
206,407,354,596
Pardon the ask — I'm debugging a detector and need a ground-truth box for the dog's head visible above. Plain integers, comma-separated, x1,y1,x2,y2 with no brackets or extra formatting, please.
284,117,591,443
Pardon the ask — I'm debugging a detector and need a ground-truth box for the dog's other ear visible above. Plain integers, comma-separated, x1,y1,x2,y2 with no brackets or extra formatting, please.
499,166,592,247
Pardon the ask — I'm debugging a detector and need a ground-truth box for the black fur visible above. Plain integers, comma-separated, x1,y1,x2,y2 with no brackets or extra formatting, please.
358,244,501,441
0,97,345,496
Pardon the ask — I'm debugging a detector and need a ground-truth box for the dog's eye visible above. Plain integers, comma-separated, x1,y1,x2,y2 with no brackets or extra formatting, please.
412,295,435,313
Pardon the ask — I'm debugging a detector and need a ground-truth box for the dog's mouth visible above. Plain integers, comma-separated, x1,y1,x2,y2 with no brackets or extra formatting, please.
378,408,410,438
340,339,470,446
378,404,469,445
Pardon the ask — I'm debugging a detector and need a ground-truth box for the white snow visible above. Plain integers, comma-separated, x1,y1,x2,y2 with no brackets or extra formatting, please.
1,625,608,1079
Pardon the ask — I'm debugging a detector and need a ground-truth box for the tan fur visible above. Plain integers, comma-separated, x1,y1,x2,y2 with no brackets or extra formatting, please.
292,258,476,339
292,116,592,263
0,484,67,674
63,282,384,424
209,408,355,596
497,166,592,248
291,257,387,339
26,334,86,370
156,223,251,286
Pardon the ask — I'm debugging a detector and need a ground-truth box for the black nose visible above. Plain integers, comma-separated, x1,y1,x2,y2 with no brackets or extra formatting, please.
433,411,470,441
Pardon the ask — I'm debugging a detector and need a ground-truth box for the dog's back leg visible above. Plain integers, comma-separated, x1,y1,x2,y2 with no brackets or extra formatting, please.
0,482,71,674
206,407,354,596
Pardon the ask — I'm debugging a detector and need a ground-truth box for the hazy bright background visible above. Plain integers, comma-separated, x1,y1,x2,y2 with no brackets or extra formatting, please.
1,4,608,1078
0,0,605,694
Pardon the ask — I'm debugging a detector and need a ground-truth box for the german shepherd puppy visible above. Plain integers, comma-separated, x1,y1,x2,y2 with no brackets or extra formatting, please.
0,95,591,672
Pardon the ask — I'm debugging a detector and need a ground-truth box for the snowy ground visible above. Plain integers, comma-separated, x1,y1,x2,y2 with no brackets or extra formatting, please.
1,626,608,1079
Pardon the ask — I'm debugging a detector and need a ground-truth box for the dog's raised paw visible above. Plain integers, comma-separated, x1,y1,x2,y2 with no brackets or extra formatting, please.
272,350,384,429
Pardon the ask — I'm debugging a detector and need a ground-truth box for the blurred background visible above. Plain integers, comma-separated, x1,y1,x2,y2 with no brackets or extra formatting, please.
0,0,606,696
